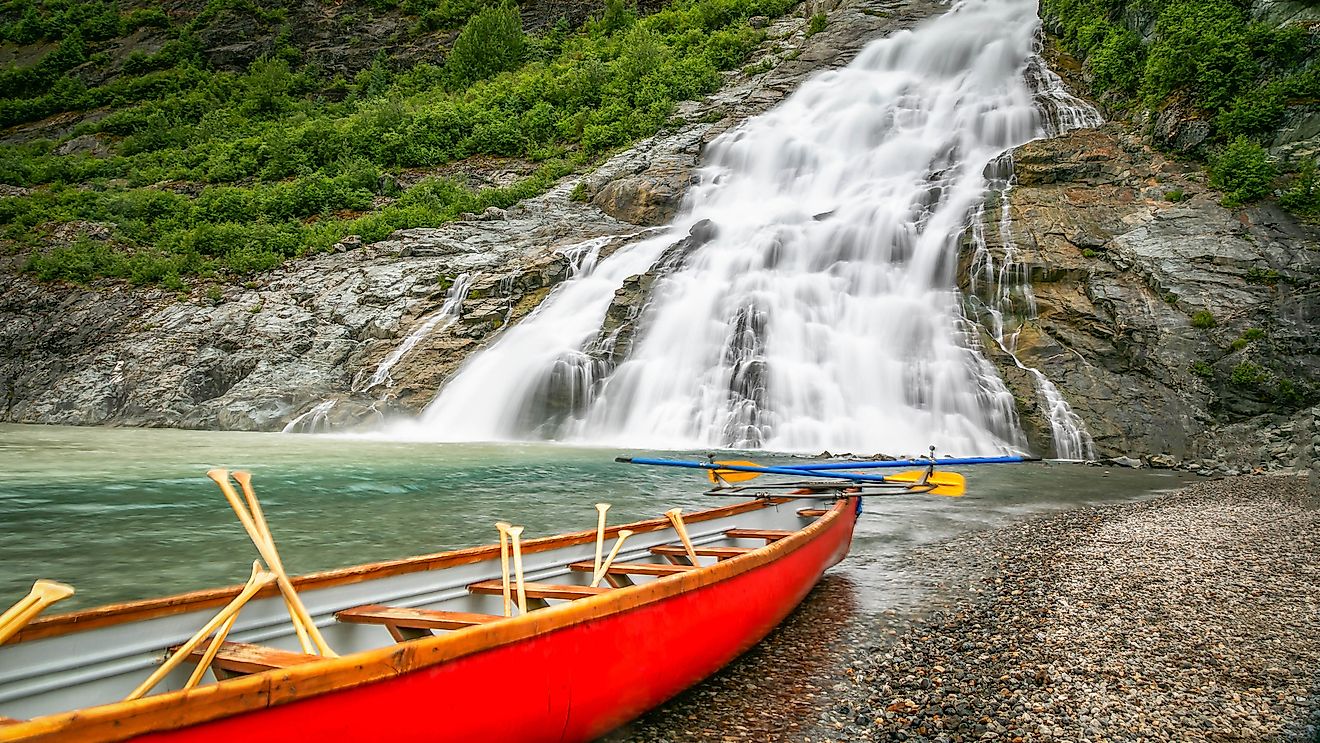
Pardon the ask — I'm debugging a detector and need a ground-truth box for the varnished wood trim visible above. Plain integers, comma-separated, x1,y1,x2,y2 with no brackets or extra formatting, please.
567,561,694,576
650,545,753,559
797,508,828,518
467,581,610,600
183,642,320,675
335,605,500,631
724,529,795,541
13,498,778,644
0,497,848,743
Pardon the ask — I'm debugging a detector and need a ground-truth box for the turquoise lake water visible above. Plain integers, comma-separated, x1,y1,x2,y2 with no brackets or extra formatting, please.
0,423,1192,612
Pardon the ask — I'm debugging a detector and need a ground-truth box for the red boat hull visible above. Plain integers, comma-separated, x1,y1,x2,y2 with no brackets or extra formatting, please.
134,498,858,743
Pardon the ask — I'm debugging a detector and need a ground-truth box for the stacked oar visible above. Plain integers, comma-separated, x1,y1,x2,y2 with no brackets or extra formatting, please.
0,580,74,646
126,469,334,701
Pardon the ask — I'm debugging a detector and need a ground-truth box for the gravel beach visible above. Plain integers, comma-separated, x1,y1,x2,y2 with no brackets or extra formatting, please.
617,474,1320,742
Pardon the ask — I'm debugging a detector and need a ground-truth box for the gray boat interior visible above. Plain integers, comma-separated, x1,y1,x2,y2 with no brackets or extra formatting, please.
0,496,831,722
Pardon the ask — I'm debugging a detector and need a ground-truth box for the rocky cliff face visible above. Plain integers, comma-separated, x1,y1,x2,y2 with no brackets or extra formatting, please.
969,123,1320,471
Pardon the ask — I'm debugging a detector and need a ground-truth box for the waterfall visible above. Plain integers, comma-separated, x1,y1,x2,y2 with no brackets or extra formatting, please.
361,272,475,395
281,399,338,434
961,40,1100,461
965,191,1096,461
400,0,1097,455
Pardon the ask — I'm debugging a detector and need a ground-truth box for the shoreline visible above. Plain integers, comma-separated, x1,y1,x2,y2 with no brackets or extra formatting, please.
832,474,1320,742
617,475,1320,741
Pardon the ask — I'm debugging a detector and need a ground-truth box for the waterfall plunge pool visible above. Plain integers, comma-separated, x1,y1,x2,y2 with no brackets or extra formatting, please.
0,423,1191,612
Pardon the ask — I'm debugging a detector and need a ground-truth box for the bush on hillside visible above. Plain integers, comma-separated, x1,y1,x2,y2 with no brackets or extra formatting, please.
1209,137,1276,205
445,3,526,87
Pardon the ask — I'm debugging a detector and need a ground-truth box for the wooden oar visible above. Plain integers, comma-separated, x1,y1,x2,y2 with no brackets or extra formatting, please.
591,530,634,587
228,470,316,655
508,526,527,615
126,561,275,701
593,503,610,580
664,508,700,565
207,469,336,657
495,522,513,618
183,614,238,691
216,470,320,655
184,563,261,691
0,579,74,646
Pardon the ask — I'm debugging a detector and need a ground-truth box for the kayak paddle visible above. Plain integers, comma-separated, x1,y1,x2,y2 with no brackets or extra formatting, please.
615,457,965,496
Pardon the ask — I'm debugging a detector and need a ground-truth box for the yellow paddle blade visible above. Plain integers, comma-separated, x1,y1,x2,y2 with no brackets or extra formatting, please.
707,460,765,484
882,470,967,496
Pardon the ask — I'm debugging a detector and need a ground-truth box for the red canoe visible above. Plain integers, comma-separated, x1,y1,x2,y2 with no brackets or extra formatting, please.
0,494,858,742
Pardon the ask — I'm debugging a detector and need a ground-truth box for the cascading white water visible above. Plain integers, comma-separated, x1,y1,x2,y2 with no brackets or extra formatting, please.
361,272,476,394
966,188,1096,461
964,58,1101,460
403,0,1096,454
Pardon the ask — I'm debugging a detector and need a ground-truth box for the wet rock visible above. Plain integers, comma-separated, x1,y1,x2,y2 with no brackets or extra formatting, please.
1151,101,1212,154
591,149,696,226
970,122,1320,468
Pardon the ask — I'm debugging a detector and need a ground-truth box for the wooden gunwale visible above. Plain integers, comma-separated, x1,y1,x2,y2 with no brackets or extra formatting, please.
1,496,846,743
12,497,788,645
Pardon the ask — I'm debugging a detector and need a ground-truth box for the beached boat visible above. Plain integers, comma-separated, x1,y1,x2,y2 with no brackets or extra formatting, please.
0,488,860,742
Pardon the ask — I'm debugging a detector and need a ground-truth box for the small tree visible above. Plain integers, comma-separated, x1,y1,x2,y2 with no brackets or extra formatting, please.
446,3,526,88
244,56,293,114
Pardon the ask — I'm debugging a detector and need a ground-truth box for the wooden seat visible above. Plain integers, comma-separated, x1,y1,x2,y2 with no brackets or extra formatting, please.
467,580,610,601
568,561,696,577
650,545,753,561
0,717,22,726
336,604,502,641
797,508,828,518
183,641,319,679
725,528,795,541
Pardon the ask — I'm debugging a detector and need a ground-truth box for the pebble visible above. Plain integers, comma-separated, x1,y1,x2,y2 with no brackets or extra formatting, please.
610,475,1320,741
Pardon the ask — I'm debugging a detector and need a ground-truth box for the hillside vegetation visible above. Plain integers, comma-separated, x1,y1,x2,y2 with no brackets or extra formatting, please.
0,0,791,286
1043,0,1319,213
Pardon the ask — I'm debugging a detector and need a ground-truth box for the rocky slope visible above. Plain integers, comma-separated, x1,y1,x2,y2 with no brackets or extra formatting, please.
0,0,944,432
968,122,1320,471
2,0,1316,470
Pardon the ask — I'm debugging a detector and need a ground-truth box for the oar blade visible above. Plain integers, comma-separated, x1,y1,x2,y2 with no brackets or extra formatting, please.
707,460,764,484
881,470,967,497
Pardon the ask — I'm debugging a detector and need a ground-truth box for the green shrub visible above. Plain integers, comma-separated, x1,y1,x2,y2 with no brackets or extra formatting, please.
1229,361,1265,386
806,12,826,36
1190,310,1217,329
1163,189,1186,202
1189,360,1213,379
569,181,588,201
1241,327,1265,341
1089,25,1143,97
1245,266,1281,284
1209,137,1275,205
1141,0,1260,112
3,0,794,285
1280,160,1319,217
445,3,526,87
